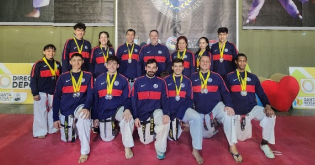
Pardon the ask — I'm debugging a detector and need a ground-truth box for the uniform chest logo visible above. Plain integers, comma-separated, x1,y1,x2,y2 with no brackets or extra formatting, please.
101,81,105,85
181,83,185,88
85,46,88,50
114,81,119,86
109,51,113,55
208,78,212,82
153,84,158,88
82,78,85,83
135,49,138,53
224,48,228,52
158,50,162,54
247,77,251,82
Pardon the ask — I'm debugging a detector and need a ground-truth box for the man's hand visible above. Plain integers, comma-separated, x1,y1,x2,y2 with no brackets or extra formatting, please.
134,118,141,128
122,109,133,122
224,106,235,116
78,109,90,119
264,105,275,117
162,115,170,125
53,120,61,129
33,95,40,101
93,119,99,128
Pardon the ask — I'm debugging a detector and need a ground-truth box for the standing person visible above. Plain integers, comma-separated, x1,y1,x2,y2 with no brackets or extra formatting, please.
89,31,115,78
132,59,170,160
25,0,50,18
137,30,171,77
53,53,93,163
195,37,211,72
164,58,204,164
30,44,61,138
225,53,276,159
93,56,135,159
191,55,242,163
210,27,238,78
61,22,92,73
116,29,141,88
170,36,195,77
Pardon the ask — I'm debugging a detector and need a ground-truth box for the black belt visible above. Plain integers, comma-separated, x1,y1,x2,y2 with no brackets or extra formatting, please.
240,115,246,131
99,106,121,137
169,118,179,141
204,112,215,131
140,113,155,142
61,115,76,143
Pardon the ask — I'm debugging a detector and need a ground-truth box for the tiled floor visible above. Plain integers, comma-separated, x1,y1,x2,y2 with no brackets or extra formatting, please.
0,104,314,116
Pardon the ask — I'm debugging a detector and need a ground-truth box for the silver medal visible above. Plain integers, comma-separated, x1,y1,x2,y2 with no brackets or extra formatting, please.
175,95,180,101
219,58,224,63
241,91,247,96
51,77,55,80
128,59,132,63
203,88,208,94
73,92,80,98
106,94,113,100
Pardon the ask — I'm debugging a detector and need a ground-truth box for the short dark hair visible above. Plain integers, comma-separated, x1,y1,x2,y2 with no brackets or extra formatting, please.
70,53,83,60
126,29,136,35
236,53,247,61
160,71,170,78
149,29,159,36
172,58,184,66
106,56,120,64
146,59,157,66
43,44,56,51
98,31,113,47
73,22,86,30
176,36,188,50
217,27,228,34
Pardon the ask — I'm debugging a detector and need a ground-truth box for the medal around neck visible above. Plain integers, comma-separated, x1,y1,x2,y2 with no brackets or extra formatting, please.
128,59,132,63
175,95,180,101
241,90,247,96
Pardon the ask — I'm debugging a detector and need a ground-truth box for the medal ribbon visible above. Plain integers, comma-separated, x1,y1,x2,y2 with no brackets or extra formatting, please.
236,69,247,91
196,50,205,68
100,45,109,63
106,72,117,95
42,57,57,78
177,49,187,60
172,74,183,96
199,71,210,89
126,43,135,61
70,71,83,93
73,37,84,54
219,42,226,59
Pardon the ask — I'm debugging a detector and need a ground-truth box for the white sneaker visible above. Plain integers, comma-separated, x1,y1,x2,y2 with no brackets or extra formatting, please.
260,145,275,159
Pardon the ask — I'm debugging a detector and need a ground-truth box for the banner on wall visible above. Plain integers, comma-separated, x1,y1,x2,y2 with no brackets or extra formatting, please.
0,63,33,104
118,0,236,52
0,0,114,26
289,67,315,109
242,0,315,29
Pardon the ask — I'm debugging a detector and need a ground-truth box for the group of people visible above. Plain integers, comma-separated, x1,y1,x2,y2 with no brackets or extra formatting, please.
30,22,276,164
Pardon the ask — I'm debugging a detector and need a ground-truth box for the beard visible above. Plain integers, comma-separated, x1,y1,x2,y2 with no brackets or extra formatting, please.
146,71,156,77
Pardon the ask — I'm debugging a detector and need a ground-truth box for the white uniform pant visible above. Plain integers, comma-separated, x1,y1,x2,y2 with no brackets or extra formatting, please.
168,108,203,150
247,0,300,20
200,102,237,146
99,106,134,148
235,106,276,144
33,92,57,137
33,0,50,8
60,104,91,155
137,109,170,153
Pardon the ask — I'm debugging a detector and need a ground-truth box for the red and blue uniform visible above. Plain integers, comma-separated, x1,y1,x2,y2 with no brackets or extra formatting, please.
53,71,94,121
61,38,92,73
89,46,115,78
164,75,193,120
210,41,238,78
92,73,131,120
190,71,233,114
225,71,270,115
116,43,141,80
131,76,170,121
170,50,196,77
30,58,62,95
137,44,171,77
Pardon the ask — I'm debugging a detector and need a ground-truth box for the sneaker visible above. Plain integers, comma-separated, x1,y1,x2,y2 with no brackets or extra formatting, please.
260,145,275,159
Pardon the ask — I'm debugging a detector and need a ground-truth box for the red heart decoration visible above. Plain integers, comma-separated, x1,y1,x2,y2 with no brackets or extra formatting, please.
261,76,299,111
